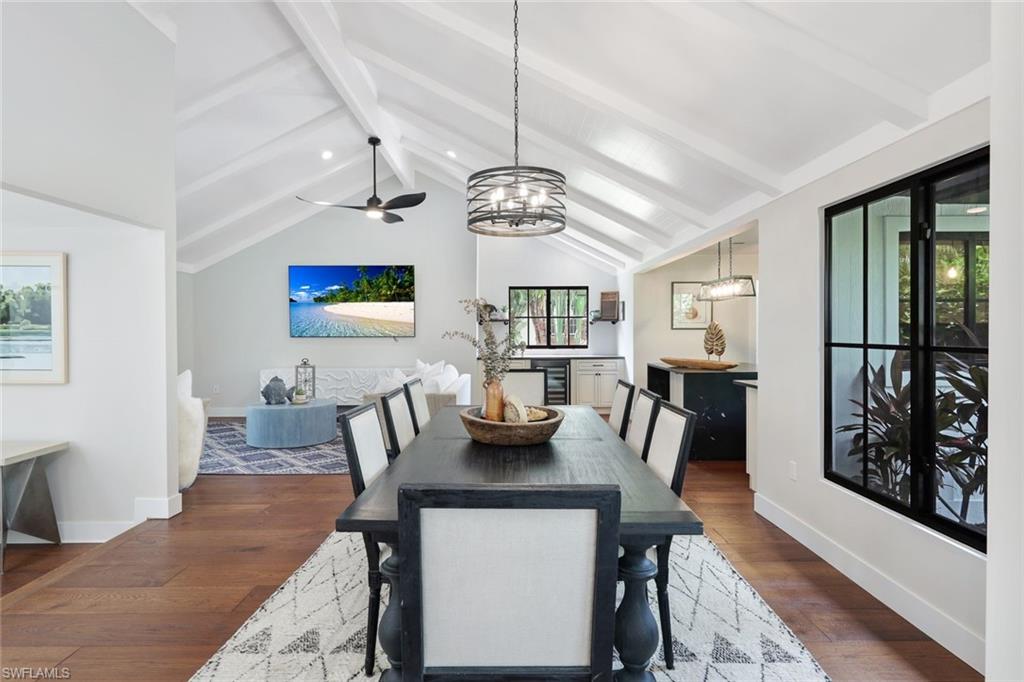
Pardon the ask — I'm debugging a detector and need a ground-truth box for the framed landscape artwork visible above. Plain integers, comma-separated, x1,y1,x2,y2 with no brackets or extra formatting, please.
671,280,711,330
0,252,68,383
289,265,415,338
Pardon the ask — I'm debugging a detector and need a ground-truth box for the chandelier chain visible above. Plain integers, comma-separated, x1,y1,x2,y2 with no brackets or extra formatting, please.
513,0,519,169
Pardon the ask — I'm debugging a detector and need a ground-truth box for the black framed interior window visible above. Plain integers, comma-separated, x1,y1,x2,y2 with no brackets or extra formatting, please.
509,287,589,348
824,147,988,552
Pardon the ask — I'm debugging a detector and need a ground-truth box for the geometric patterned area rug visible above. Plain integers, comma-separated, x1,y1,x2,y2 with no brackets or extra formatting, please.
199,421,348,475
190,532,829,681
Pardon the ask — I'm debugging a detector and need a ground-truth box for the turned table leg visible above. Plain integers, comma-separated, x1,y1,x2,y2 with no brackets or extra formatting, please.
614,541,659,682
377,543,402,682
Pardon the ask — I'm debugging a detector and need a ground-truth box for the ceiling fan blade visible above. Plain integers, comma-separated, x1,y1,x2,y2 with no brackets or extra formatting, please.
296,196,366,210
380,192,426,211
380,211,404,224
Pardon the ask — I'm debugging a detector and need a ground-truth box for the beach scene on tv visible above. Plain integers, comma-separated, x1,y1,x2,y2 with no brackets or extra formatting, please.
289,265,415,337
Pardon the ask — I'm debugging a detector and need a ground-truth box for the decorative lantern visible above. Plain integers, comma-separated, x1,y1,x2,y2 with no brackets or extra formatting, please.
295,358,316,398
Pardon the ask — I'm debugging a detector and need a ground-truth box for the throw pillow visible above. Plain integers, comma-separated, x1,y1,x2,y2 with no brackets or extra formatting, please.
437,363,460,392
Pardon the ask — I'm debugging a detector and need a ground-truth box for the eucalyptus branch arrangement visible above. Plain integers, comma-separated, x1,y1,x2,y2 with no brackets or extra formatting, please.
443,298,525,385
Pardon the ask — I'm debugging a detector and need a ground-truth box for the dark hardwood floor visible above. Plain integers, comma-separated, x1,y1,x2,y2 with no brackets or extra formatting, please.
1,463,980,681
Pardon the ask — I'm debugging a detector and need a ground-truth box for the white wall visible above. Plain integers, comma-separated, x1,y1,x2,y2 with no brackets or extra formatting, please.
985,4,1024,678
0,2,179,540
188,177,478,413
633,253,758,389
476,237,620,356
2,193,176,541
746,101,989,671
178,272,195,373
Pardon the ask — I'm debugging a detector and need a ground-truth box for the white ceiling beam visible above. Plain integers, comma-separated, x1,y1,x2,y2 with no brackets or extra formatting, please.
183,177,383,273
275,0,415,188
402,139,641,263
178,156,362,248
385,101,672,248
394,1,783,196
352,43,712,229
176,47,312,128
178,108,350,199
549,233,626,271
670,2,929,129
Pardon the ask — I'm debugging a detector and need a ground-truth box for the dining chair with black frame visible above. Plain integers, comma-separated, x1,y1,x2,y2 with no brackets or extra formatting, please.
338,401,393,676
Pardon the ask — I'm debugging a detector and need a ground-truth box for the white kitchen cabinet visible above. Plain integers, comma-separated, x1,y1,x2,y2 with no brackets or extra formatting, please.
571,358,625,409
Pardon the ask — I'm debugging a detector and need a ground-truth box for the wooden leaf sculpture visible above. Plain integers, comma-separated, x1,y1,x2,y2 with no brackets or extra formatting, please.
703,321,726,360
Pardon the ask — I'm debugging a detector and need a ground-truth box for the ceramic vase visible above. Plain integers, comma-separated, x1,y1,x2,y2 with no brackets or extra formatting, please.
483,380,504,421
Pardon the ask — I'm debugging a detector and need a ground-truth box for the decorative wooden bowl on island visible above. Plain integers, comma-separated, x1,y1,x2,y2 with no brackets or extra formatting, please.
459,406,564,446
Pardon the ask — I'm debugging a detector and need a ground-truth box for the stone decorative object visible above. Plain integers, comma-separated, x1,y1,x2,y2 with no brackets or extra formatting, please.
261,376,288,405
703,320,727,360
459,406,564,446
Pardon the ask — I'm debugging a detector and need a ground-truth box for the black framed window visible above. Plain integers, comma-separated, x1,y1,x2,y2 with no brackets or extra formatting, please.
509,287,589,348
825,147,988,552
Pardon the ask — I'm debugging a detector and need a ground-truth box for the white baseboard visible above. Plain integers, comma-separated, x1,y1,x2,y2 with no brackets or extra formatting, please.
134,493,182,521
753,493,985,673
6,519,140,544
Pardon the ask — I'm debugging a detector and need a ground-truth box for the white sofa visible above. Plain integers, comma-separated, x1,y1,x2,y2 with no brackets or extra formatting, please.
257,365,471,407
178,370,210,490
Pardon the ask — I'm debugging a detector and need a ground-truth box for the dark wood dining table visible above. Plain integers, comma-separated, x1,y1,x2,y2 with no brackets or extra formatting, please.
336,405,703,681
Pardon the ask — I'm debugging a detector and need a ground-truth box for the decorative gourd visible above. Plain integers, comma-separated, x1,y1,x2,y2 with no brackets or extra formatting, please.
703,321,727,360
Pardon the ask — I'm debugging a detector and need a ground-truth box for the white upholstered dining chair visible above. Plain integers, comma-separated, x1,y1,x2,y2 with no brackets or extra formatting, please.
501,368,548,406
381,387,417,456
403,378,431,434
607,379,635,440
625,388,661,457
338,402,393,676
398,484,621,679
642,399,696,670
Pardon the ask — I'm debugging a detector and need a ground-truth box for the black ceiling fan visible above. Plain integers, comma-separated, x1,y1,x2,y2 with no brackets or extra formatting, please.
297,136,425,223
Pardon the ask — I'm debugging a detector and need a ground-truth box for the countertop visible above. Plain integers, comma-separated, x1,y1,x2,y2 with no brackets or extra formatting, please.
733,379,759,389
480,354,625,361
648,361,758,374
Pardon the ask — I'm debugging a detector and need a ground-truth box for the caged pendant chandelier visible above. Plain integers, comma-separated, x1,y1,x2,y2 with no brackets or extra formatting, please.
697,238,757,301
466,0,566,237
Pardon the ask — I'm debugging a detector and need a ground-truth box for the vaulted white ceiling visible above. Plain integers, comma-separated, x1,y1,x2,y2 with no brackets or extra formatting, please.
164,1,991,274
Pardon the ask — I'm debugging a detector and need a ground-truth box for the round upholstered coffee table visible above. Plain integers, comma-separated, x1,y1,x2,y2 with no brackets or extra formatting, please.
245,398,337,448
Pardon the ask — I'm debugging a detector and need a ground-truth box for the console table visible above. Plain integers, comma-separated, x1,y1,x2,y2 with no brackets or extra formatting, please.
1,440,67,573
245,399,337,448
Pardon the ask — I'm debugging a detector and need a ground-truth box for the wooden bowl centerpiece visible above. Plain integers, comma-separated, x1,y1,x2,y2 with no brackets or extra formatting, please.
660,357,739,370
459,406,564,446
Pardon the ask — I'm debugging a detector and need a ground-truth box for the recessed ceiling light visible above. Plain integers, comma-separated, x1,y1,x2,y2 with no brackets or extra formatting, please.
446,150,457,159
966,206,987,214
320,150,334,160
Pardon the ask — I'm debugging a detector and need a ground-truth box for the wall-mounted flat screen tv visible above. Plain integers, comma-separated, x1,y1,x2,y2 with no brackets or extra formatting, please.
289,265,415,338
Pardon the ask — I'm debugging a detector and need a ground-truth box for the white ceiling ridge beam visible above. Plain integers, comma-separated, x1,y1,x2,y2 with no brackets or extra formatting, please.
275,1,414,188
352,44,712,228
178,108,350,199
185,177,384,273
388,102,673,249
394,1,783,196
176,47,312,128
670,2,929,130
548,233,625,271
177,156,362,248
402,139,641,262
